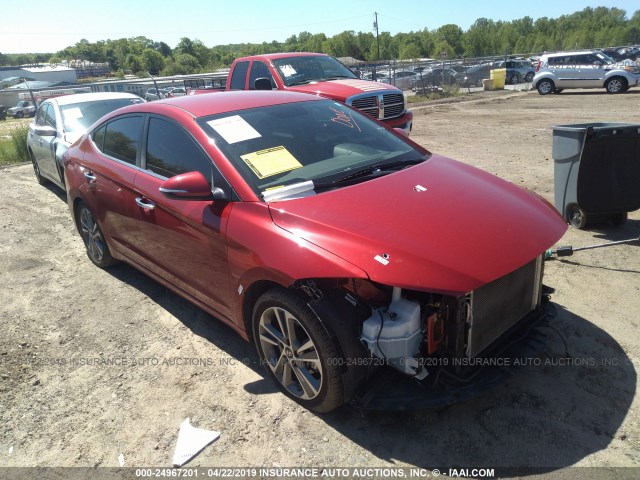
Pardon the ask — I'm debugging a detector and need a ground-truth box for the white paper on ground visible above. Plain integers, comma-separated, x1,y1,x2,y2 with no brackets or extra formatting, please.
172,418,221,467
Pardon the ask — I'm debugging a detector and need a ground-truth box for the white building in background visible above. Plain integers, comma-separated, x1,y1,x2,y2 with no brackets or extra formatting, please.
0,64,77,84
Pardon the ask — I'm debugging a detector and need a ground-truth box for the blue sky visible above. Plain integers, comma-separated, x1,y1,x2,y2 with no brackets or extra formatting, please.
2,0,638,54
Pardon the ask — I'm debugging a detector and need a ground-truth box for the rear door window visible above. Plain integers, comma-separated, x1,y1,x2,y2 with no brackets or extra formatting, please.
101,116,144,165
229,61,250,90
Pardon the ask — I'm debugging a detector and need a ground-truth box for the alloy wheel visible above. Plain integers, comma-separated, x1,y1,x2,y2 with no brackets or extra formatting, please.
80,207,106,263
258,306,323,400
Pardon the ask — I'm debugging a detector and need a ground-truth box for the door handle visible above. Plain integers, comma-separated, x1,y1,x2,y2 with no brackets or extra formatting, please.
83,171,96,182
135,197,156,211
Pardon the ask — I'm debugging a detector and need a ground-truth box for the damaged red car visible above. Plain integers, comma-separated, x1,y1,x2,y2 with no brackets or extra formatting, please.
64,91,567,412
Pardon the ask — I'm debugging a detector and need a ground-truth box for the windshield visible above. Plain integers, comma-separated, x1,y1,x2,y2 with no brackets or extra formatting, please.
272,56,358,86
198,100,428,198
597,52,615,64
60,97,143,133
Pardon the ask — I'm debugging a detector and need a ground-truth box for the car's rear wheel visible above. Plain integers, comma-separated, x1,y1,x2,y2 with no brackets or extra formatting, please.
15,111,23,118
537,79,554,95
253,288,344,413
77,201,117,268
509,74,520,84
29,149,49,185
605,77,627,94
524,72,534,82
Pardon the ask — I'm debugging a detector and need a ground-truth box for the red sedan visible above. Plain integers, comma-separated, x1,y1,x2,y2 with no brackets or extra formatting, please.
64,91,566,412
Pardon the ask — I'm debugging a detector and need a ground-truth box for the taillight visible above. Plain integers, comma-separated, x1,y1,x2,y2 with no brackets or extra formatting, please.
535,60,541,72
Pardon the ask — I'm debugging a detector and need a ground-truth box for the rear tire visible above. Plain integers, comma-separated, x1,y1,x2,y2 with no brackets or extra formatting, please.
76,201,117,268
537,79,554,95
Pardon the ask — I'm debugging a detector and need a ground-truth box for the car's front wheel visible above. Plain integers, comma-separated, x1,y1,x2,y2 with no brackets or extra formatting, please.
537,79,555,95
76,201,117,268
605,77,627,94
29,149,49,185
524,72,534,82
253,288,345,413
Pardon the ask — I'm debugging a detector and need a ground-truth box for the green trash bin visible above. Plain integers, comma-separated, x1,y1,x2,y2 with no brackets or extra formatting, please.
552,123,640,229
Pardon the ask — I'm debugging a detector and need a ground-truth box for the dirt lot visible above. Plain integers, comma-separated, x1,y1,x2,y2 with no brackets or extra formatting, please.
1,89,639,478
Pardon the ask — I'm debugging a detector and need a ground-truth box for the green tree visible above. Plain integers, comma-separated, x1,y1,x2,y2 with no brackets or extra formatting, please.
141,49,165,75
162,53,201,75
399,42,421,60
435,24,464,56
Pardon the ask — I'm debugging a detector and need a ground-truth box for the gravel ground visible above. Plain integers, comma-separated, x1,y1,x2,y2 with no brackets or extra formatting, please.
0,88,638,479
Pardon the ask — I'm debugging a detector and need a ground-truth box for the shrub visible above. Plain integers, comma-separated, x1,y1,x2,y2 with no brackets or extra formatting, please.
0,123,30,166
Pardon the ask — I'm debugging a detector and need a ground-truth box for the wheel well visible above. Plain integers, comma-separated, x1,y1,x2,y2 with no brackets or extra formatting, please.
607,76,628,86
72,197,84,234
241,280,284,342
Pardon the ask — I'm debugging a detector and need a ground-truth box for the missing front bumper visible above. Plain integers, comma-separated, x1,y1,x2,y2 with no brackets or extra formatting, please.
352,305,550,411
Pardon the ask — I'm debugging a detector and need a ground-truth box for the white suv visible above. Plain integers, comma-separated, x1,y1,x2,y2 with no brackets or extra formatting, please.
532,50,640,95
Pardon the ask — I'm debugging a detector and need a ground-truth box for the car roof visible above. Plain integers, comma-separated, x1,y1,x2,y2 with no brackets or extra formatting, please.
543,50,599,58
112,90,325,119
50,92,141,106
240,52,328,61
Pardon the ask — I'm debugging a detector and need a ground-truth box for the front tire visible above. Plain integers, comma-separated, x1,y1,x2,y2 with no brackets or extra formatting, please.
605,77,627,94
537,79,554,95
76,201,117,268
252,288,344,413
524,72,534,82
29,149,49,185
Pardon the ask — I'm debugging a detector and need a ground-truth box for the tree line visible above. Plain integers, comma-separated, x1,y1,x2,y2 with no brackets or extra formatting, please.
2,6,639,76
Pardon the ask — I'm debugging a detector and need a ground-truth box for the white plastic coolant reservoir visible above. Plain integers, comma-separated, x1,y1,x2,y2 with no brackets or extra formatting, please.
361,298,422,361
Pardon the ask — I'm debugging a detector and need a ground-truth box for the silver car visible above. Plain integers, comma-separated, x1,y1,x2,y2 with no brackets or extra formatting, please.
27,92,144,188
532,50,640,95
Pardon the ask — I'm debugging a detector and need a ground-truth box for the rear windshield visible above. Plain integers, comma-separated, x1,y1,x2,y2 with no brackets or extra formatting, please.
60,97,144,133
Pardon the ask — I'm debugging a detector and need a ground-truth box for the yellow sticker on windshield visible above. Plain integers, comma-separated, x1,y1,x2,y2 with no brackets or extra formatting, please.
241,146,302,179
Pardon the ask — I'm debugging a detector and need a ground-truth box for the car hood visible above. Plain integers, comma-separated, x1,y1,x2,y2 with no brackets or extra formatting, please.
268,155,567,295
63,131,83,145
289,79,401,100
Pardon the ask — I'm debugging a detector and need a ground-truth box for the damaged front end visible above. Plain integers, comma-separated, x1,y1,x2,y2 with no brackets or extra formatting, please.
305,255,552,410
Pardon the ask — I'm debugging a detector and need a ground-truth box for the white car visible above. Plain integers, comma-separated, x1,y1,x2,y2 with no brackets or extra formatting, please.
8,100,36,118
27,92,144,188
532,50,640,95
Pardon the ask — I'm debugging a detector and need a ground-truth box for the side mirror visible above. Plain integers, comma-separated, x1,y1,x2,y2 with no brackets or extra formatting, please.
254,77,273,90
34,125,56,137
159,171,226,201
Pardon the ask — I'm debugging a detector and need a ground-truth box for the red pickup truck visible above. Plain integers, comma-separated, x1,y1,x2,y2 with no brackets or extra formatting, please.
190,52,413,133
